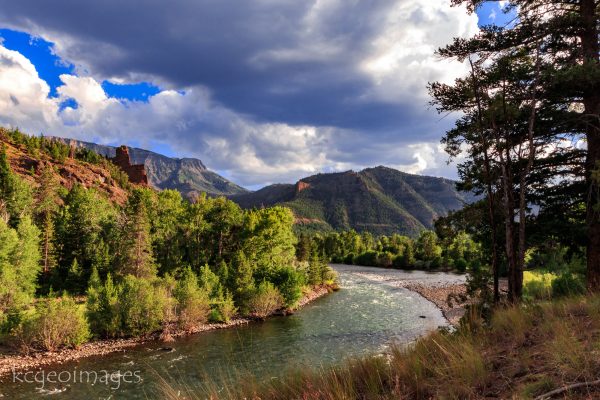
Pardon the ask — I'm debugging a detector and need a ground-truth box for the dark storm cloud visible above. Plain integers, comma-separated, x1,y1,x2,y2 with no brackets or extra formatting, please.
0,0,424,132
0,0,479,185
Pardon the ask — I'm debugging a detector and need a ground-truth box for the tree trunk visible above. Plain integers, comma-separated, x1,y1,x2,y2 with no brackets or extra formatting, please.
581,0,600,291
469,57,500,302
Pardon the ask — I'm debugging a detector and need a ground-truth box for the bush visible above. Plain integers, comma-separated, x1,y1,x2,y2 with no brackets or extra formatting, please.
12,296,90,351
270,266,305,308
118,276,166,336
454,258,468,273
248,281,283,319
173,269,211,330
552,273,586,297
322,267,338,285
523,271,555,301
86,273,121,338
214,291,237,323
376,252,393,268
354,251,378,267
343,253,355,265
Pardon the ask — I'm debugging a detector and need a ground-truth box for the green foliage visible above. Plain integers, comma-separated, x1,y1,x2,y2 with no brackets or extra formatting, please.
115,188,156,279
86,273,121,338
1,128,338,347
523,271,555,301
416,230,442,262
12,296,90,351
198,264,221,298
248,281,283,319
551,274,586,298
118,275,165,336
173,268,211,330
0,152,34,227
354,251,378,267
270,266,305,308
0,217,41,316
231,251,256,312
53,184,117,293
214,291,237,323
243,206,297,273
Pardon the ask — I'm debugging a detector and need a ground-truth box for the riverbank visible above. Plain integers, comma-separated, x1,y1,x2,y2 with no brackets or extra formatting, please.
0,284,334,379
189,294,600,400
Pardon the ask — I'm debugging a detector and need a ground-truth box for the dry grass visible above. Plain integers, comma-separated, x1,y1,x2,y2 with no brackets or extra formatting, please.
160,294,600,400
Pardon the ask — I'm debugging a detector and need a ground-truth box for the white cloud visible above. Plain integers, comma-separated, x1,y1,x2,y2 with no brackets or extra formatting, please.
0,0,481,186
0,42,464,186
360,0,478,103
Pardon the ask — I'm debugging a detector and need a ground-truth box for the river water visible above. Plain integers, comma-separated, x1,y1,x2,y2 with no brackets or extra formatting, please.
1,265,464,399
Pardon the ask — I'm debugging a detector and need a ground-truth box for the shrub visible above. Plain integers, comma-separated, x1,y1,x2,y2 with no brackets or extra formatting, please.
86,273,121,338
552,273,586,297
12,296,90,351
174,268,211,330
118,276,166,336
270,266,305,308
212,291,237,323
523,271,555,301
376,252,393,268
322,267,338,285
454,258,468,273
354,251,378,267
343,253,355,265
248,281,283,319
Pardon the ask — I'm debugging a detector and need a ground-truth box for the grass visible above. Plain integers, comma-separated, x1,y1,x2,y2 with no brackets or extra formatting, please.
523,271,557,301
159,294,600,399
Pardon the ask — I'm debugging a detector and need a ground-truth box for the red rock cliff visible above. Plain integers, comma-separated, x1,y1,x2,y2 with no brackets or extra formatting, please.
111,145,148,185
295,180,310,194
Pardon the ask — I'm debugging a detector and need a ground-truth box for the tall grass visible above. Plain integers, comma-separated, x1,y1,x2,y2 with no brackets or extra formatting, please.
160,294,600,400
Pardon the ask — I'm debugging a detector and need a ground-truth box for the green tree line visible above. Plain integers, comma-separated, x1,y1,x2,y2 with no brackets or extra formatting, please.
298,229,483,273
0,130,336,352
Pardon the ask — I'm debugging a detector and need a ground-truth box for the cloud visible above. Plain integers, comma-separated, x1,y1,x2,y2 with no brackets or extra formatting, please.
0,0,479,186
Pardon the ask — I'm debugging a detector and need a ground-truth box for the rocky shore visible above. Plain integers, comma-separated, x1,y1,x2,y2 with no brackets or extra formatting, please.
402,282,468,326
0,285,333,379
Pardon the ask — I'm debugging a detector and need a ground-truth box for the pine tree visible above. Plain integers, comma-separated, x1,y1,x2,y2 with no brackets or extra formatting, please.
35,164,61,277
445,0,600,292
115,190,156,279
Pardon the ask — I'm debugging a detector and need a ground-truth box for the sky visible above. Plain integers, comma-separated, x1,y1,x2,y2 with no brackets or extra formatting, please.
0,1,512,189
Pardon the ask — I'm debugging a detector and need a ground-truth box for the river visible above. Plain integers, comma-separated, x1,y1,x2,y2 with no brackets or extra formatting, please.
1,265,464,399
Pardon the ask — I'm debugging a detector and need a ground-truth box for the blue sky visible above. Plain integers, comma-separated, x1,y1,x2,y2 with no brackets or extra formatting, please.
0,1,503,187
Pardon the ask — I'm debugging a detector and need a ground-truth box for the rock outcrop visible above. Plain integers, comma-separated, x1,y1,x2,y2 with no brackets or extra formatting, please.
111,145,148,185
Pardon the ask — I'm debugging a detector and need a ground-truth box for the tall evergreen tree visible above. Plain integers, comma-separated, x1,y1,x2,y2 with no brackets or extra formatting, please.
446,0,600,291
115,189,156,279
35,164,61,276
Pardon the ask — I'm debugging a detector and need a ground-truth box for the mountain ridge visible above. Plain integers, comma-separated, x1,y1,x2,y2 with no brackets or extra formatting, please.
50,137,248,199
230,166,475,236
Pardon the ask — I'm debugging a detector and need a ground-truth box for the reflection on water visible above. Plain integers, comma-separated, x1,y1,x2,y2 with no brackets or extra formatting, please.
1,266,459,399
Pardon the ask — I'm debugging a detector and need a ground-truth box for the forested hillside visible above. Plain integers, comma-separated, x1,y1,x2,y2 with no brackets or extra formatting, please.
52,137,248,199
0,127,335,353
231,166,476,236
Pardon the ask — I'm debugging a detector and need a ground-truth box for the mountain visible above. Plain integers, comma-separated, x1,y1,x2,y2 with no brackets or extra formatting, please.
52,138,248,199
230,166,476,236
